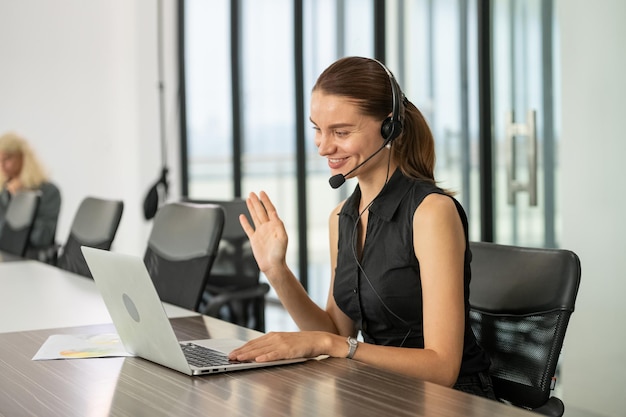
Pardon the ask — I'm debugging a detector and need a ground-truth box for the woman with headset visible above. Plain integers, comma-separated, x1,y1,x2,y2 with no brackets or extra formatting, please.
229,56,495,399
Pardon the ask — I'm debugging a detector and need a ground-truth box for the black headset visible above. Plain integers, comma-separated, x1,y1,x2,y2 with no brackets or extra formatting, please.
373,59,405,144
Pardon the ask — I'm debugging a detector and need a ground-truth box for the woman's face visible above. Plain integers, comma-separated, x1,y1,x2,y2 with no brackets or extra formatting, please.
310,91,386,181
0,151,23,180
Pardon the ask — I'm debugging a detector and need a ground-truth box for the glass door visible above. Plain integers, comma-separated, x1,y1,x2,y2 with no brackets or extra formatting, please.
386,0,559,248
492,0,558,248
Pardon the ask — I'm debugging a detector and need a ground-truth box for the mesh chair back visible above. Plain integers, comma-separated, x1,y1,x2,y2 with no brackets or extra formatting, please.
469,241,581,411
57,197,124,277
0,190,40,256
144,202,224,311
184,198,268,331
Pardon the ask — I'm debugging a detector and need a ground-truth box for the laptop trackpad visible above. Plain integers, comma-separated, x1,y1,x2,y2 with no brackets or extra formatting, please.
183,338,246,355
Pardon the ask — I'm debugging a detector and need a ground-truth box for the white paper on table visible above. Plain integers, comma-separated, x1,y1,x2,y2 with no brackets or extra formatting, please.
32,333,134,360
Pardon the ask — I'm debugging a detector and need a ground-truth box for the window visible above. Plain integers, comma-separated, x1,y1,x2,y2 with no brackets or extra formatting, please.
183,0,233,198
181,0,560,307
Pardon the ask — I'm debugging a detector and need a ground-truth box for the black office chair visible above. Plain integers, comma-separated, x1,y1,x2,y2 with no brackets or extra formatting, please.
144,201,225,312
468,241,581,417
190,198,270,332
0,190,40,256
56,196,124,278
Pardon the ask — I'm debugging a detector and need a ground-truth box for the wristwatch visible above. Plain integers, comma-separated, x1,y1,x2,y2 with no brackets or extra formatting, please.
346,336,358,359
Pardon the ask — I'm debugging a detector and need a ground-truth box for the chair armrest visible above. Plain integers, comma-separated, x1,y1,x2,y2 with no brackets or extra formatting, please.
533,396,564,417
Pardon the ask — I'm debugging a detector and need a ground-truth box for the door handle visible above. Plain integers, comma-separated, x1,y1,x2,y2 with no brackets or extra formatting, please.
505,109,538,206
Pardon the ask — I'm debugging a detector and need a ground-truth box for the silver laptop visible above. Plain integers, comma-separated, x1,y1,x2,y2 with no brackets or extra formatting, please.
81,246,306,376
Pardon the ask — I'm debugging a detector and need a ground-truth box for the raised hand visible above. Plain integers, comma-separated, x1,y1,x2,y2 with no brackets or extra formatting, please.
239,191,289,277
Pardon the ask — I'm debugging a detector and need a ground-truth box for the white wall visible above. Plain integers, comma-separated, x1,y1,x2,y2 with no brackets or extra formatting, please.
0,0,180,256
558,1,626,416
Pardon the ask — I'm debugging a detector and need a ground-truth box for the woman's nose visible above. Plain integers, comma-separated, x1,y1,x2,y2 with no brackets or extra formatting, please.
316,134,334,156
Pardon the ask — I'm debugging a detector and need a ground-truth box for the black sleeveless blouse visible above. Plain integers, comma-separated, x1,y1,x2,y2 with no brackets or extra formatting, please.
333,168,490,377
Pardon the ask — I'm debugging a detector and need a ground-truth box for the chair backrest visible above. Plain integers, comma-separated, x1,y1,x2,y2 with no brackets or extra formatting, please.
183,198,267,331
57,196,124,277
200,198,260,290
469,241,581,411
144,201,225,311
0,190,40,256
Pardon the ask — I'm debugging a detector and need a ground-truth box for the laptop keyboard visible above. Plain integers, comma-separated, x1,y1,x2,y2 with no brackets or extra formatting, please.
180,343,242,368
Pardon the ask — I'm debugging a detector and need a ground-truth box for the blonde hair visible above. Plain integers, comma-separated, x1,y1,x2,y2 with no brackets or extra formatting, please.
0,132,49,189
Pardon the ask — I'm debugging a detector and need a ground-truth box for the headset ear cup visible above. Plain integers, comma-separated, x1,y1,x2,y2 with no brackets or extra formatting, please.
381,117,393,141
381,117,402,142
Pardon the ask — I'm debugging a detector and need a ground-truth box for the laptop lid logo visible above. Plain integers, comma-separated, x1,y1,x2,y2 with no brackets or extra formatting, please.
123,293,141,322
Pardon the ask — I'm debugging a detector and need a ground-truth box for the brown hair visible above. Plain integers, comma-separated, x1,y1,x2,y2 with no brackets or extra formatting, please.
312,56,439,187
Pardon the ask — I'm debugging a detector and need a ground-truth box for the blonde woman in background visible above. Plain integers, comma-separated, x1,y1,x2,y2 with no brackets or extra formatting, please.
0,132,61,259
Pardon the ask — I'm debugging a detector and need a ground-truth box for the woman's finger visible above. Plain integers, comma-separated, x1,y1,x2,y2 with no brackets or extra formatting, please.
245,192,265,227
258,191,277,220
239,213,254,238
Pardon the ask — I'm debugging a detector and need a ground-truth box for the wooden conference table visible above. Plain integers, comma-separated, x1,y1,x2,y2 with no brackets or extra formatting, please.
0,260,537,417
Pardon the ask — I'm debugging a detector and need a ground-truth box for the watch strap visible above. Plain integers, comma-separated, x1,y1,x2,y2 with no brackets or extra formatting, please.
346,336,358,359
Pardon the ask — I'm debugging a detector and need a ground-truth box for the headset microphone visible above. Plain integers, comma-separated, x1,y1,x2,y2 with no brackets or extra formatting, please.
328,139,391,189
328,173,346,189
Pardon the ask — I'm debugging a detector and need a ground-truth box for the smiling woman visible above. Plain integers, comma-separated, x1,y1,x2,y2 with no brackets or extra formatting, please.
310,92,388,186
228,56,496,401
0,132,61,259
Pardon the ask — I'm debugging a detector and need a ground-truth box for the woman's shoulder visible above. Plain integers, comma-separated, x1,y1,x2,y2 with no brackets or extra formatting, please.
416,192,457,216
37,182,62,206
412,189,468,237
38,181,60,193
